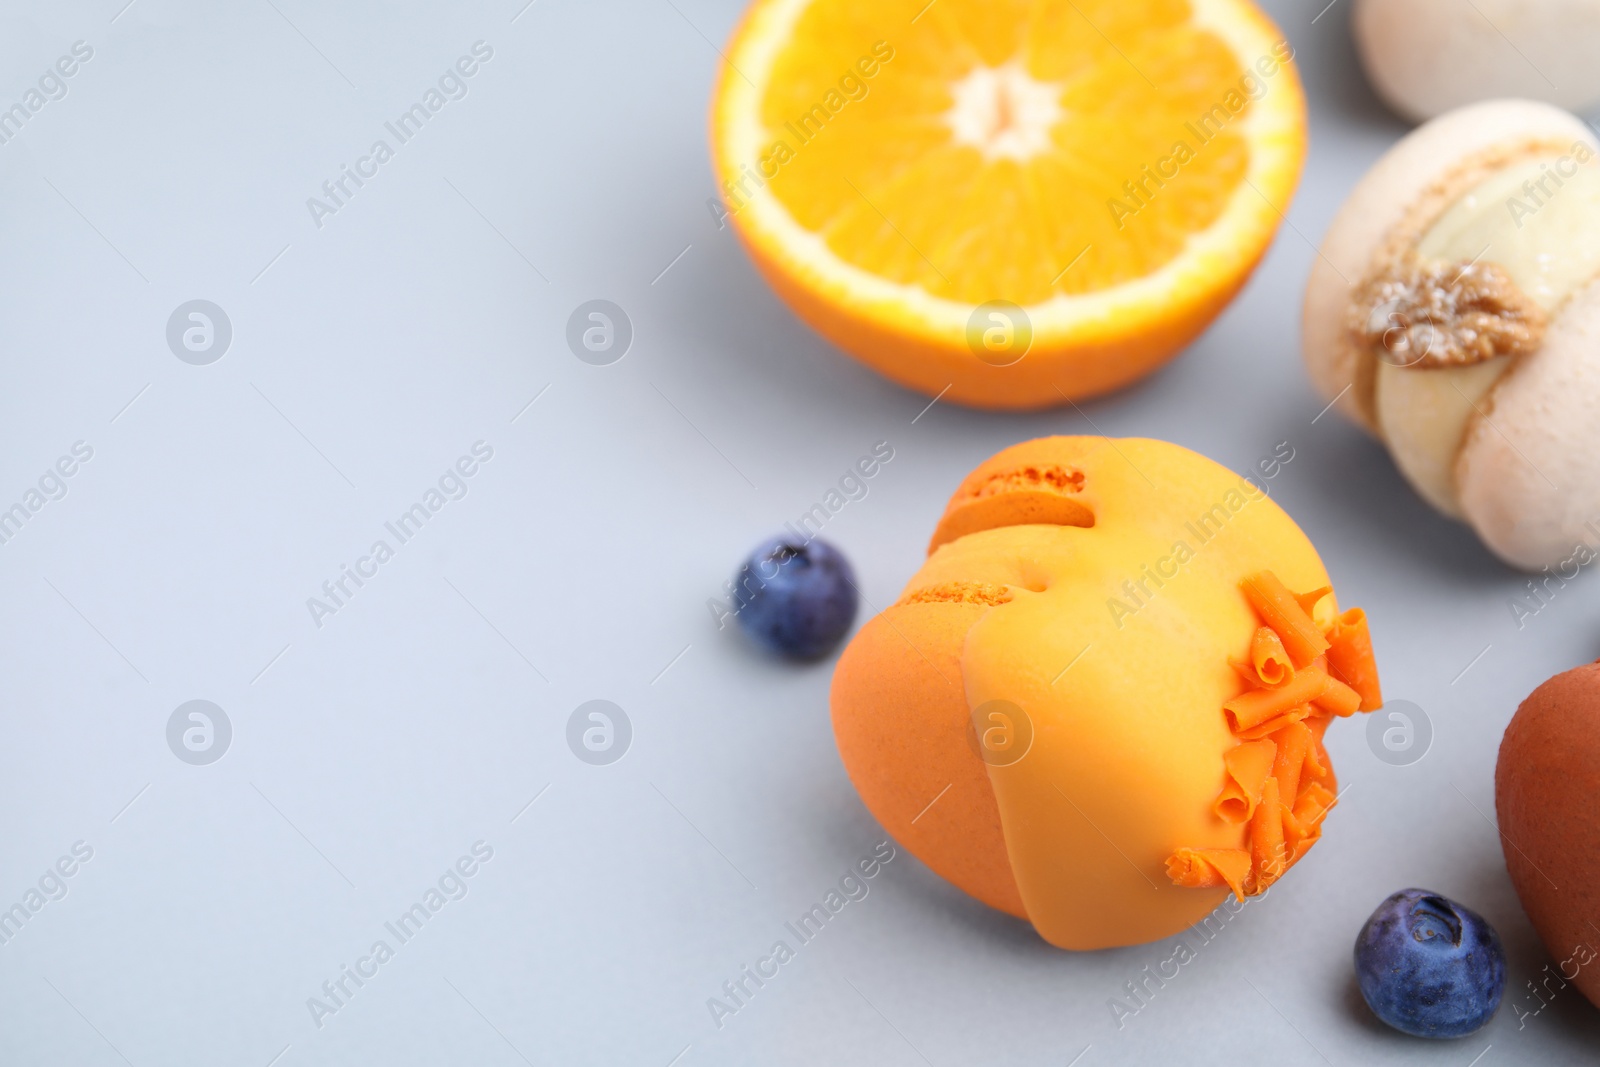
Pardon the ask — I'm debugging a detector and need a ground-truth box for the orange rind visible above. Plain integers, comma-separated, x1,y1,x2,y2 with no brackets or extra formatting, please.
710,0,1308,409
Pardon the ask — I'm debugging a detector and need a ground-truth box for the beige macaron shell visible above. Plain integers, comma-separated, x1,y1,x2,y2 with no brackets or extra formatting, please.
1302,99,1594,435
1353,0,1600,122
1458,278,1600,569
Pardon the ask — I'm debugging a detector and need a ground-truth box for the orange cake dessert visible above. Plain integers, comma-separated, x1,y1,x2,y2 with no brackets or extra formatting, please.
830,437,1381,948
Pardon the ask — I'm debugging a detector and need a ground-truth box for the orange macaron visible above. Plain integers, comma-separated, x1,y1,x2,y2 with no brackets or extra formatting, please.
1496,662,1600,1009
831,437,1381,948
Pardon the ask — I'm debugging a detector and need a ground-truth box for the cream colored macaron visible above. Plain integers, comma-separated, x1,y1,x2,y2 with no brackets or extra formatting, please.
1353,0,1600,121
1304,99,1600,569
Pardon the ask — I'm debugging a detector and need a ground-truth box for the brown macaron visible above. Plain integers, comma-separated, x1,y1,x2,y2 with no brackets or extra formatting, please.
1495,660,1600,1008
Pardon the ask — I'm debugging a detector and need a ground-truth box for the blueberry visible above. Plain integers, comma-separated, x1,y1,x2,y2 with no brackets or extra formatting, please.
1354,888,1505,1038
732,536,858,660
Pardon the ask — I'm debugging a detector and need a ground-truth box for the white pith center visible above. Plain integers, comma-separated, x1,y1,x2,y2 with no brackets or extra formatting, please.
945,63,1064,161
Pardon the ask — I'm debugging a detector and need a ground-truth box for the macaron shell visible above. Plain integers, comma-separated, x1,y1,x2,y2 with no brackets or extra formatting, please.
830,519,1128,921
1457,279,1600,568
928,490,1094,556
830,601,1027,919
1495,661,1600,1008
928,436,1111,555
1302,99,1592,433
1353,0,1600,121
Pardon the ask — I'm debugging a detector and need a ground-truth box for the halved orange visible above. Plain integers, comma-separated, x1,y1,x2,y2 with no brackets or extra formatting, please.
710,0,1307,409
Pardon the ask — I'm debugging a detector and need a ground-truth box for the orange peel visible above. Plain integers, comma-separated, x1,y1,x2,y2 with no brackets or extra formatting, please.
711,0,1308,409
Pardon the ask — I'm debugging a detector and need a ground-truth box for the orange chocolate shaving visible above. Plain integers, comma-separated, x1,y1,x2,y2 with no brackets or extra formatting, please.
1248,626,1294,688
1214,739,1277,823
1171,579,1380,901
1312,674,1362,718
1269,721,1312,810
1287,835,1320,867
1249,776,1288,892
1326,608,1382,711
1281,805,1309,847
1223,667,1331,733
1288,781,1338,862
1230,657,1262,685
1233,705,1313,742
1302,718,1333,785
1242,572,1330,667
1166,848,1252,901
1285,814,1322,866
1293,780,1337,831
1295,585,1332,618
